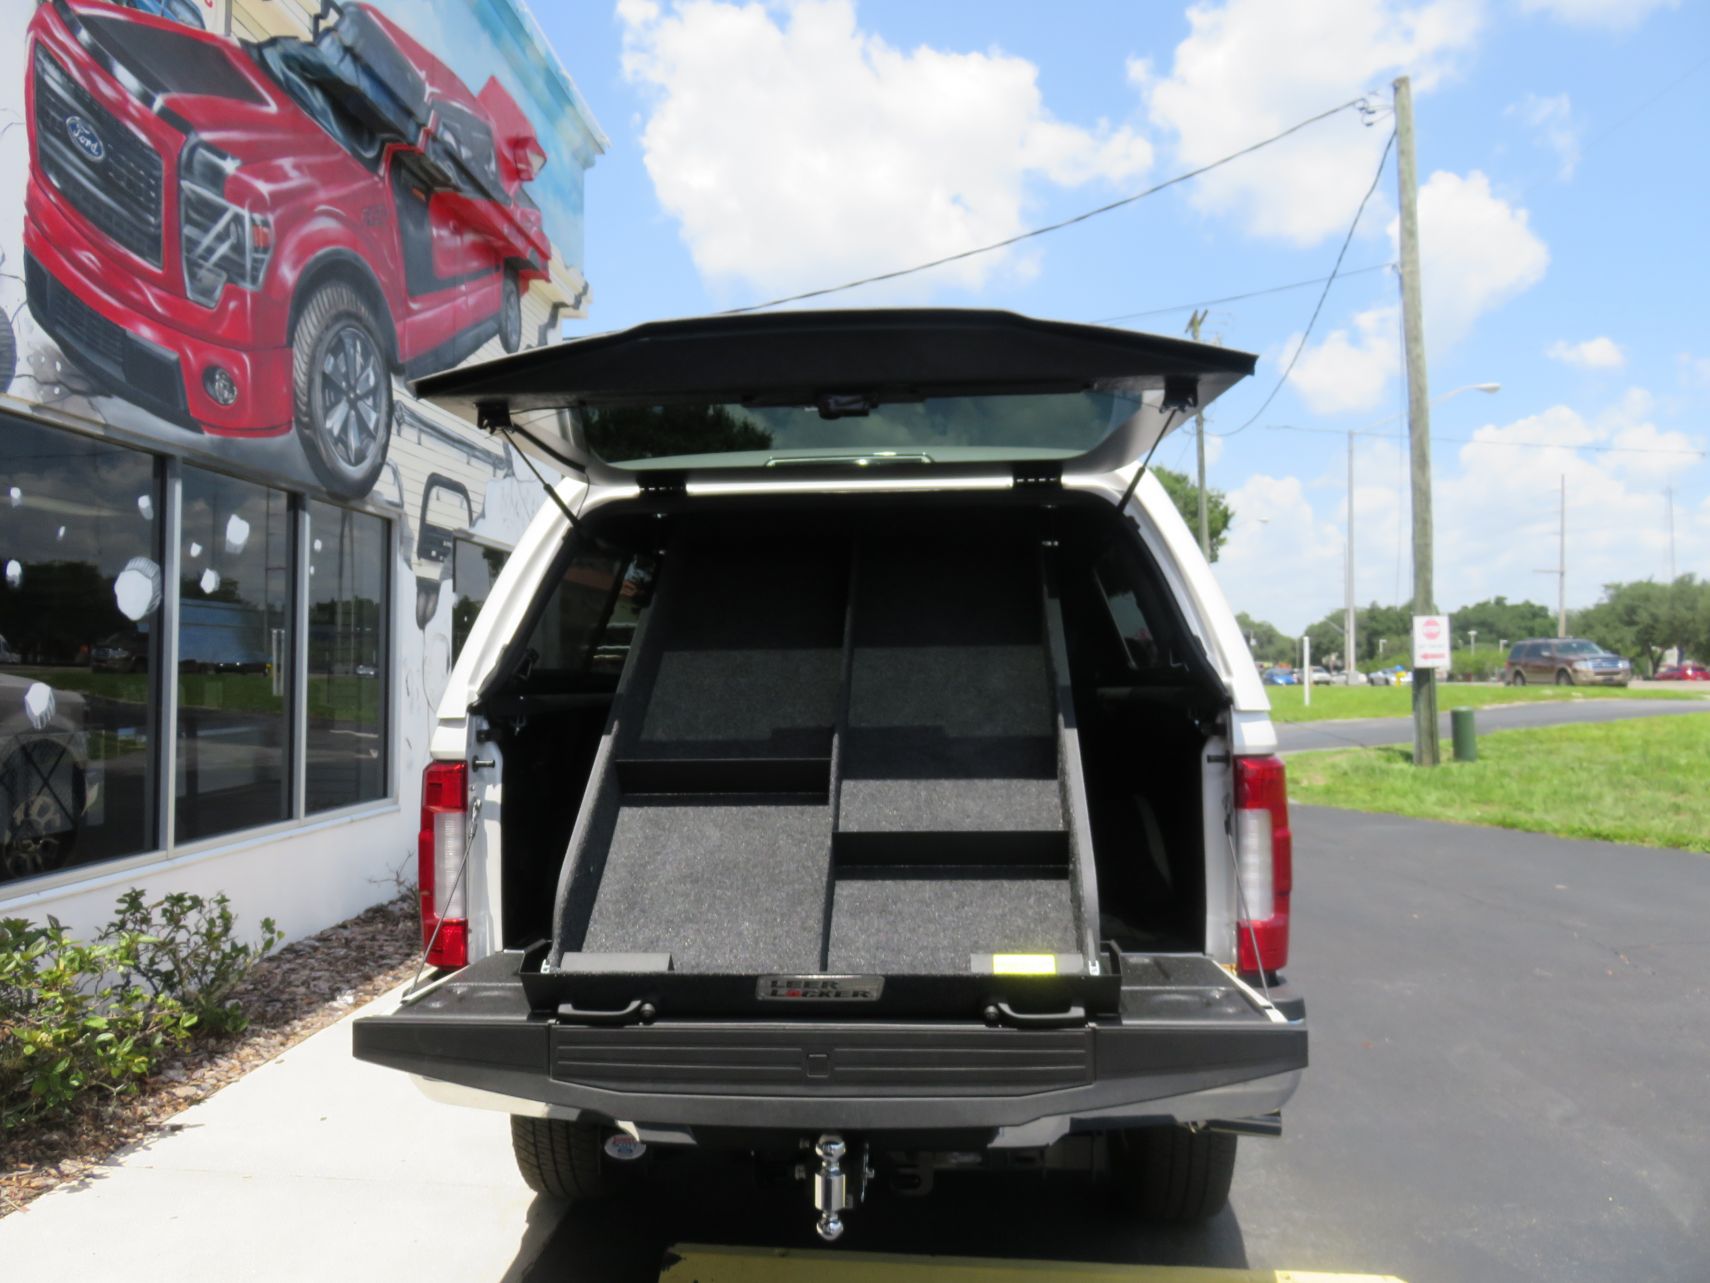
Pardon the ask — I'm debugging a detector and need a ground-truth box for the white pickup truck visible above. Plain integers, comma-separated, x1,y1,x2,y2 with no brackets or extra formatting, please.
354,309,1306,1241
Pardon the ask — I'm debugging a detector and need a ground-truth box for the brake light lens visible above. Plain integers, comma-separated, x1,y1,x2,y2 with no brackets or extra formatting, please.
418,760,469,969
1234,755,1291,974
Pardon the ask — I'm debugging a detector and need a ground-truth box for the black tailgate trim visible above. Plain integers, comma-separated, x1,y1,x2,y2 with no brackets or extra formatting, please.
353,949,1305,1131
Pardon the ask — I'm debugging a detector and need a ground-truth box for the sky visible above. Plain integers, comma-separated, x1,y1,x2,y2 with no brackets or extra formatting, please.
531,0,1709,633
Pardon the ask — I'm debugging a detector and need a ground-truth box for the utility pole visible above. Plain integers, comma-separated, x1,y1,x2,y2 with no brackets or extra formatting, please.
1187,309,1210,560
1557,475,1567,637
1395,75,1438,766
1535,475,1568,638
1666,485,1676,581
1345,429,1357,674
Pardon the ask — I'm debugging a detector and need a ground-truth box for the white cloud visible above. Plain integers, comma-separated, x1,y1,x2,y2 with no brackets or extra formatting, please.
1407,170,1550,348
1284,306,1399,414
1508,92,1580,179
1546,336,1625,370
1519,0,1678,30
1138,0,1483,246
1678,353,1710,390
1215,473,1348,631
619,0,1153,298
1280,170,1546,415
1213,391,1706,631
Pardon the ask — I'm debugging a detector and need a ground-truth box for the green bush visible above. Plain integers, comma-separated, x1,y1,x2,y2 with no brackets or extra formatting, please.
0,919,196,1130
0,890,279,1130
102,891,282,1035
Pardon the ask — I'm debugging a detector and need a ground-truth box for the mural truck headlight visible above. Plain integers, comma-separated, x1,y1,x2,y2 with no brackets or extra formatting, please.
180,141,273,307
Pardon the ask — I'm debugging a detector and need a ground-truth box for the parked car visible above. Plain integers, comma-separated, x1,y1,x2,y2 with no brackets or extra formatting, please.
24,0,553,498
1367,665,1412,686
1263,667,1297,686
1306,666,1332,684
91,629,148,673
1653,662,1710,681
1505,638,1631,687
353,310,1306,1241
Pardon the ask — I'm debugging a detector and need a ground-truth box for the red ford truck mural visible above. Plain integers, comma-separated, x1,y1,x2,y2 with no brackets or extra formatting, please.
23,0,553,498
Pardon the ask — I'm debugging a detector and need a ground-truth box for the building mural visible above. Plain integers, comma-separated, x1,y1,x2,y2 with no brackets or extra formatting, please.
0,0,602,913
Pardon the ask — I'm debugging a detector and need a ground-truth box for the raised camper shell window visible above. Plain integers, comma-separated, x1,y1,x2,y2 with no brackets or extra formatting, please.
572,388,1154,471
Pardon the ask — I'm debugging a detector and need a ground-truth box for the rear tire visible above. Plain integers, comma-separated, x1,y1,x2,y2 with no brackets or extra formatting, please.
509,1116,636,1202
1109,1127,1237,1222
1511,671,1526,687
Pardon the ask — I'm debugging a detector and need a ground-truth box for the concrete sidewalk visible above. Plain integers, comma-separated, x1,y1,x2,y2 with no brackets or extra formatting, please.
0,985,556,1282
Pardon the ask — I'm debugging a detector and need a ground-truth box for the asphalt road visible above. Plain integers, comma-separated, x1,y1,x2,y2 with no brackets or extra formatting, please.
513,808,1710,1283
1277,694,1710,753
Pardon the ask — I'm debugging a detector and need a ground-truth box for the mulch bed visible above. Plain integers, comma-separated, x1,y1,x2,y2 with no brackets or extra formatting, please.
2,894,423,1218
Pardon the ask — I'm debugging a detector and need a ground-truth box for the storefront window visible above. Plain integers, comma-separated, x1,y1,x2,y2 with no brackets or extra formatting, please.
0,417,161,884
451,538,507,659
306,502,388,812
176,470,292,842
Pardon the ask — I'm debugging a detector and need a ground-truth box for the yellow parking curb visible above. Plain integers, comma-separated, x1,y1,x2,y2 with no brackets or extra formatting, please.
659,1244,1405,1282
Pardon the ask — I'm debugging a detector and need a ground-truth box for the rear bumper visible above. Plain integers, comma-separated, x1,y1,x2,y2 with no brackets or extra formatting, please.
352,952,1307,1147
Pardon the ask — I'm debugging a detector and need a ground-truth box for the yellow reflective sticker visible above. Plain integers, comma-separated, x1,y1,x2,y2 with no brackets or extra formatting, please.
992,953,1056,975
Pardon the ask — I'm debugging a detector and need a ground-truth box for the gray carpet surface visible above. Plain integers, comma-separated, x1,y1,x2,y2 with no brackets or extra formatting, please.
633,540,847,757
636,648,842,757
838,776,1063,834
826,875,1076,974
579,797,833,974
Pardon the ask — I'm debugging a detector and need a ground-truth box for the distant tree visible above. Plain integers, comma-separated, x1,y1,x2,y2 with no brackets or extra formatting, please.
1236,612,1294,665
1152,466,1233,562
1450,596,1555,646
581,403,773,462
1572,576,1710,673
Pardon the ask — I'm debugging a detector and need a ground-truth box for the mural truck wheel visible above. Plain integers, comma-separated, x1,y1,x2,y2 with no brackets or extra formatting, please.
499,269,523,354
0,743,83,880
293,281,392,499
0,306,15,395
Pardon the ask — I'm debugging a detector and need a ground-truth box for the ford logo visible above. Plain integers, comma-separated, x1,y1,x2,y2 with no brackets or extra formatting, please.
64,114,105,162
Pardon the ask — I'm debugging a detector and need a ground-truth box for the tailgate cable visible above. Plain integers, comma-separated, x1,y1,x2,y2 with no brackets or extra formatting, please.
405,790,484,999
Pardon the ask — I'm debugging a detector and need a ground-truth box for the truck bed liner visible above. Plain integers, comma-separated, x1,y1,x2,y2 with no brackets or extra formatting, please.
546,530,1109,1012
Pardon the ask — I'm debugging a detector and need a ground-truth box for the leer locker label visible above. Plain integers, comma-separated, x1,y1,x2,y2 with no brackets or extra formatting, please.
757,974,885,1001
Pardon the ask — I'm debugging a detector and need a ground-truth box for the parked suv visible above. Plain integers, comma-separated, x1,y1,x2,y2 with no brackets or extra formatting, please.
24,0,552,497
1505,638,1631,686
353,310,1307,1241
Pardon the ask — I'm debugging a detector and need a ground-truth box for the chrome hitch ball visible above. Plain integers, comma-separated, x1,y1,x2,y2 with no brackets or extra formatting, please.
813,1134,850,1241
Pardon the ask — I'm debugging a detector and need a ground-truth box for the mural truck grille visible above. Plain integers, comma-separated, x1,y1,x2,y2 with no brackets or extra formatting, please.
33,47,164,268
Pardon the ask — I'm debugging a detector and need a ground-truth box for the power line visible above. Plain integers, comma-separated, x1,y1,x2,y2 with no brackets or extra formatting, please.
720,96,1375,315
1579,49,1710,160
1091,261,1396,325
1214,129,1397,439
1262,421,1707,458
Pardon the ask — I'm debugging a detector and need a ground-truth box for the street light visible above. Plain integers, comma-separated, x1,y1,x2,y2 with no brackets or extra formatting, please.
1345,382,1500,687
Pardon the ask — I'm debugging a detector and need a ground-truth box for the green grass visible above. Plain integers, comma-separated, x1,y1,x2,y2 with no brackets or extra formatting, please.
1265,682,1706,723
1289,715,1710,853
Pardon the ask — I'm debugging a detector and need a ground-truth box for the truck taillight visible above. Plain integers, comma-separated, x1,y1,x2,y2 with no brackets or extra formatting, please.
418,760,469,969
1234,754,1291,975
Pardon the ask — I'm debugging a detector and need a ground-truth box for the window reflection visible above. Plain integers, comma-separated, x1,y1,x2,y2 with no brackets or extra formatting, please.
451,538,506,660
176,470,291,842
0,417,161,882
306,501,387,812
